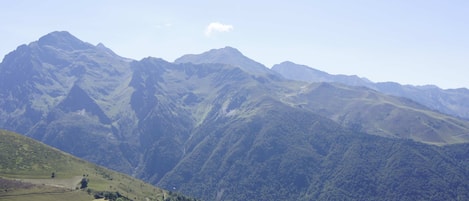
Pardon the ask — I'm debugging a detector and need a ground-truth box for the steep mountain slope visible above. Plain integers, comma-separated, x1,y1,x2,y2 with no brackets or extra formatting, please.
272,61,469,119
0,129,197,201
179,53,469,144
3,31,469,200
127,56,469,200
128,57,292,184
0,31,139,174
157,105,469,200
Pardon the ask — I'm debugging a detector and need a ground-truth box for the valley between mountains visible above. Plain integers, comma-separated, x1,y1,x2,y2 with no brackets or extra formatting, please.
2,31,469,200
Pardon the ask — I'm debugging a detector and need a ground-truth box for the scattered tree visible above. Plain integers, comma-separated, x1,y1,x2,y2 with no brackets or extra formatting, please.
80,178,89,189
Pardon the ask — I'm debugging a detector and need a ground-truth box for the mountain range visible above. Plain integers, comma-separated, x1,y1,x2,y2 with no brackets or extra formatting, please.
272,61,469,120
2,31,469,200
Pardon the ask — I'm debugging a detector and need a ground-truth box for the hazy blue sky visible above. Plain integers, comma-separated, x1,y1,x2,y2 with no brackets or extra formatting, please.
1,1,468,89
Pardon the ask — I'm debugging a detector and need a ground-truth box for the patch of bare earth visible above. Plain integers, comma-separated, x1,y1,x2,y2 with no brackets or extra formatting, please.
20,176,83,190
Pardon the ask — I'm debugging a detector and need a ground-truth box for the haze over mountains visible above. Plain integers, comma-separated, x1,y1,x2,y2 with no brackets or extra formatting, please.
2,31,469,200
272,61,469,120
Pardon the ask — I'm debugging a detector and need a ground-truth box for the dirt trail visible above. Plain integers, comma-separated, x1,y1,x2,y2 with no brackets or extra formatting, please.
19,176,83,190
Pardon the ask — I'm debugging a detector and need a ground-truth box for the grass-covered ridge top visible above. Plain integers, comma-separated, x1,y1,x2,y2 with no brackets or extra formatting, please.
0,129,198,201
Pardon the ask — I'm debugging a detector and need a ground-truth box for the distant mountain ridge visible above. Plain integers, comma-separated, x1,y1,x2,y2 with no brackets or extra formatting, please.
3,31,469,200
272,61,469,119
273,61,372,86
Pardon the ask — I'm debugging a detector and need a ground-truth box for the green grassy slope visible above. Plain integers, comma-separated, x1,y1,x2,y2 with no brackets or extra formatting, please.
157,103,469,200
0,130,197,201
287,82,469,145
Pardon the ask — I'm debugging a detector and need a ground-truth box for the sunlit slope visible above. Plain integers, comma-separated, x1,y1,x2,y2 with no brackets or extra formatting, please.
285,82,469,145
0,130,197,201
272,61,469,120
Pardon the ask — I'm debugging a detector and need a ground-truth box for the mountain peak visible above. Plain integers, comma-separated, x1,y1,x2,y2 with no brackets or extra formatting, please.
175,46,275,76
37,31,93,51
210,46,243,55
175,46,245,64
278,61,297,65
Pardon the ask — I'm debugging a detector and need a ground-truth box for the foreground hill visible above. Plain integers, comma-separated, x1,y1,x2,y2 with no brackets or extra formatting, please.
0,130,197,201
3,31,469,200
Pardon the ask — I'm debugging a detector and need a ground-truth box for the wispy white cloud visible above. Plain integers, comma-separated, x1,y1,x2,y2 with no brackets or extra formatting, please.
155,22,172,29
205,22,234,37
